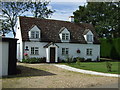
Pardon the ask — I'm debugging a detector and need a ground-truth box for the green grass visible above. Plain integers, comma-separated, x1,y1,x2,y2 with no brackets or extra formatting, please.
62,62,120,74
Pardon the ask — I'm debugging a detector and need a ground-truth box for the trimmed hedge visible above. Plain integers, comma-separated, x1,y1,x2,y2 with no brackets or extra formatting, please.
22,57,46,63
100,38,120,60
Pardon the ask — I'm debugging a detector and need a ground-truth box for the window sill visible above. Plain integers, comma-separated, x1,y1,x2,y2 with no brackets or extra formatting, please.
87,42,93,44
62,54,69,56
30,54,39,55
86,55,92,56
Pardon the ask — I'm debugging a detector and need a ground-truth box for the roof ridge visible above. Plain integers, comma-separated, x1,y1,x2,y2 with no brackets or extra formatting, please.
19,16,74,24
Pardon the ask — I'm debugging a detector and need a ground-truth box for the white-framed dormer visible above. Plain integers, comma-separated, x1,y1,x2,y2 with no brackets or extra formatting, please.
29,25,41,41
83,29,94,44
59,27,70,42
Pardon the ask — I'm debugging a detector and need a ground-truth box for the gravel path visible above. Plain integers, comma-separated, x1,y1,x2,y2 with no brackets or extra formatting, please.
2,63,119,88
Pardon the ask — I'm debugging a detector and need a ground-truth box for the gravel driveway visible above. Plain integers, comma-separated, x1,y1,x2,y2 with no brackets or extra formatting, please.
2,63,118,88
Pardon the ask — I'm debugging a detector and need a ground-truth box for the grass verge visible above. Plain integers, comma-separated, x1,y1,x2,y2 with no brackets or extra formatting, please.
61,62,120,74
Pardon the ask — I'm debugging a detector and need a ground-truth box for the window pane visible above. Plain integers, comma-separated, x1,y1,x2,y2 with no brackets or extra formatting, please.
66,48,69,54
31,47,34,54
36,31,39,38
62,48,65,54
87,35,92,42
66,34,69,40
86,49,92,56
31,31,35,38
86,49,89,55
62,33,65,40
35,50,39,55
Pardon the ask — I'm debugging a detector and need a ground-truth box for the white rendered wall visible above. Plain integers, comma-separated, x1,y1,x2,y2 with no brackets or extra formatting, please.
0,39,2,89
57,43,100,61
23,41,100,62
0,41,2,77
0,42,9,76
15,17,23,61
24,42,47,58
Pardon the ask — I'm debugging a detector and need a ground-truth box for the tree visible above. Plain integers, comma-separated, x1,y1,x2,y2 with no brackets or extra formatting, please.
73,2,119,38
1,1,54,37
1,2,30,37
30,1,54,18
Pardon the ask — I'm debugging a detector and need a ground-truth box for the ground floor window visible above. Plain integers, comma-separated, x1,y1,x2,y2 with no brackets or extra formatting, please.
62,48,69,55
31,47,39,55
86,48,92,56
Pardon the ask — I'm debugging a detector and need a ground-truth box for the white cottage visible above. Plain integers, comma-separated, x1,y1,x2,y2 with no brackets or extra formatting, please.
16,16,100,62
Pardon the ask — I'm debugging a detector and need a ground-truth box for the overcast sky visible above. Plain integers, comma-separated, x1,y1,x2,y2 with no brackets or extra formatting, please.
48,2,86,21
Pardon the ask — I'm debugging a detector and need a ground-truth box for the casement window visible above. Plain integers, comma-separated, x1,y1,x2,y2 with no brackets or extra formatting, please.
62,33,69,40
62,48,69,55
87,35,93,42
86,48,92,56
31,31,39,39
31,47,39,55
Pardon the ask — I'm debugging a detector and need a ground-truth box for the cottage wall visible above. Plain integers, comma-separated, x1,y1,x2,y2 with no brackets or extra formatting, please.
23,42,100,61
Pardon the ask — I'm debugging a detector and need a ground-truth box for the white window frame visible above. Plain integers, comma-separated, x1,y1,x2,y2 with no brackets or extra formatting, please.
62,48,69,55
31,31,39,39
31,47,39,55
87,35,93,42
62,33,69,40
86,48,92,56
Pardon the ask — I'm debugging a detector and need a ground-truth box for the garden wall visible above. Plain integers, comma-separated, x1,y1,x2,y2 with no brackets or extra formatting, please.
100,38,120,60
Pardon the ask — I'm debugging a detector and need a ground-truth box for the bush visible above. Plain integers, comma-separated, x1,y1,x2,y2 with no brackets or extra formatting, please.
106,62,112,72
22,57,46,63
74,57,85,62
76,58,81,66
85,58,92,62
61,60,66,63
66,56,73,63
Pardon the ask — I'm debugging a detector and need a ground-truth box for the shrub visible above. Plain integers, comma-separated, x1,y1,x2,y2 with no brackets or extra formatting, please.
61,60,66,63
85,58,92,62
22,57,46,63
73,58,77,62
76,58,81,66
74,57,85,62
106,62,112,72
66,56,73,63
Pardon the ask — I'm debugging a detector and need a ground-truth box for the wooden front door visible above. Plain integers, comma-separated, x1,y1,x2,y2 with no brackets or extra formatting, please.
50,47,55,63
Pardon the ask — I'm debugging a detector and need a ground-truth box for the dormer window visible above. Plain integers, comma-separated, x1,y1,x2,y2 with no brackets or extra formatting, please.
83,29,94,43
62,33,69,40
29,25,41,41
59,27,70,42
31,31,39,39
87,35,93,42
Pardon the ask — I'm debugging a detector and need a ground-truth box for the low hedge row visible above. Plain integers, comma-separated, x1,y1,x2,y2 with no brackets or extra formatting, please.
22,57,46,63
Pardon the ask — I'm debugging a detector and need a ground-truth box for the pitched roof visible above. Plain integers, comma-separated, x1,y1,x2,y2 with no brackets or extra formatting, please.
19,16,100,44
43,42,59,48
83,29,90,35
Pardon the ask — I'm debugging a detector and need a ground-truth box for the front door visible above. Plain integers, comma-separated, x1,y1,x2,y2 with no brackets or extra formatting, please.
50,47,55,63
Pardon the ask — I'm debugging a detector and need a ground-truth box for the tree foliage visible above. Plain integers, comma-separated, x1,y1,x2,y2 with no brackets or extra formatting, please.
73,2,120,38
1,2,30,37
30,1,54,18
0,1,54,37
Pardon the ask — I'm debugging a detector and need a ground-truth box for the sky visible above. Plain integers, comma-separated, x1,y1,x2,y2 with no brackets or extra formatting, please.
6,1,87,37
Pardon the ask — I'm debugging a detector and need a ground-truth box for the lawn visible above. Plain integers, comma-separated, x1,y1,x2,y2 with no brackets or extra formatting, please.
62,62,120,74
